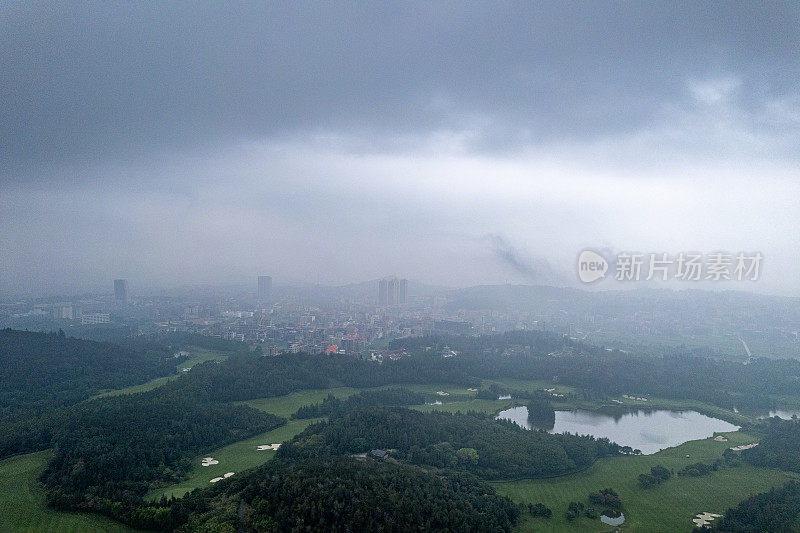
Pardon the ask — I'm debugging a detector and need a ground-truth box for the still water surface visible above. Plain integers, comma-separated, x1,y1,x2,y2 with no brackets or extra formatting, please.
496,406,739,454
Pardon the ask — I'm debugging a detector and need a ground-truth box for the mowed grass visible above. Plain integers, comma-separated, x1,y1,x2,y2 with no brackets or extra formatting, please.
240,387,359,418
484,378,576,395
384,383,479,398
0,451,138,533
148,419,316,501
92,347,230,399
414,398,514,414
494,431,796,533
150,387,364,500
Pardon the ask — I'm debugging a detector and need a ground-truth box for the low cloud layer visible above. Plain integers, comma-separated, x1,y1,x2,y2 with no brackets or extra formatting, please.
1,2,798,296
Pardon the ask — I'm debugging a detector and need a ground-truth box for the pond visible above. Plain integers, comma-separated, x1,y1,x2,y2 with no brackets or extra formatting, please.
496,406,739,454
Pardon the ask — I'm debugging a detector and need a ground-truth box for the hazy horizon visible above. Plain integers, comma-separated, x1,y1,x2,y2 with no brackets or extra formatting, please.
2,2,799,297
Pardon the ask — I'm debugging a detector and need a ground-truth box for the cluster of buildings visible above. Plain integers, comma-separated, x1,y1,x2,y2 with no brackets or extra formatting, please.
2,276,797,361
378,277,408,306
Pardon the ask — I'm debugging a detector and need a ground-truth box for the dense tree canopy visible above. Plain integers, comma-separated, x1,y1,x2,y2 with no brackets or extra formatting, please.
0,329,178,417
713,481,800,532
279,407,621,479
177,457,520,532
742,418,800,473
40,387,284,521
292,388,424,419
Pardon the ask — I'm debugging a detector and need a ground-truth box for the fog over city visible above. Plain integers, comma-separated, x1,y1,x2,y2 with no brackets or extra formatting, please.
2,2,799,297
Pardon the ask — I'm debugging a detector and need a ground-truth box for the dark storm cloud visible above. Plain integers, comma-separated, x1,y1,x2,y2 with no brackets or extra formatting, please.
3,1,799,181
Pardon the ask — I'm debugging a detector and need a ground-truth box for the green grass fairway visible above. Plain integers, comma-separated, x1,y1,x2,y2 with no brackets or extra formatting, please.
147,419,316,501
92,347,230,399
0,451,137,533
384,383,479,398
484,378,576,395
494,431,795,532
414,398,514,414
241,387,359,418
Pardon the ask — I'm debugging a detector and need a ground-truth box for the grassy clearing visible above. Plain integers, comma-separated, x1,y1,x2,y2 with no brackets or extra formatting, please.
494,431,795,533
147,419,316,501
0,451,137,533
241,387,359,418
484,378,576,395
92,347,230,399
414,398,514,414
383,383,479,396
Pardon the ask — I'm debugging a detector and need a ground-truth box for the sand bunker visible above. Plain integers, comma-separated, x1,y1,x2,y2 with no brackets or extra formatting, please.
730,443,758,451
224,472,234,478
436,391,450,396
467,388,478,392
257,443,282,451
692,512,721,527
201,457,219,466
209,477,223,483
622,394,648,401
714,435,728,442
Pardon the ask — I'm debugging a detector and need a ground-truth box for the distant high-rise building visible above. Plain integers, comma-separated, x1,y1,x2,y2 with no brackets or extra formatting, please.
378,277,408,306
387,278,399,306
51,304,74,320
114,279,128,306
399,278,408,304
258,275,272,302
378,278,388,306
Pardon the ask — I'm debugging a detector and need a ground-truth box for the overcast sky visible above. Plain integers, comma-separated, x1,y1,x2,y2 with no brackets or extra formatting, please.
1,2,799,297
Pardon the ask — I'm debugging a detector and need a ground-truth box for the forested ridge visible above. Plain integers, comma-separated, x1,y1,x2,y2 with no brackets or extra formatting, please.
41,390,284,515
292,388,424,419
713,481,800,532
177,457,520,532
742,417,800,473
0,329,178,417
279,407,623,479
392,333,800,410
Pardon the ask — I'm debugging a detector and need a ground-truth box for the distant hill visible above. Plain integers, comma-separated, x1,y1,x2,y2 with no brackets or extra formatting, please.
444,285,800,359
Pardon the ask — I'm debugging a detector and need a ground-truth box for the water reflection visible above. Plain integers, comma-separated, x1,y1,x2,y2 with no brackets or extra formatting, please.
496,406,739,454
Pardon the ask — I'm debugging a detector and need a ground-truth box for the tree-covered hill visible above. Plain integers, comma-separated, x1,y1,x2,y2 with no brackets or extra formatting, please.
279,407,622,479
177,457,520,532
0,329,178,417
